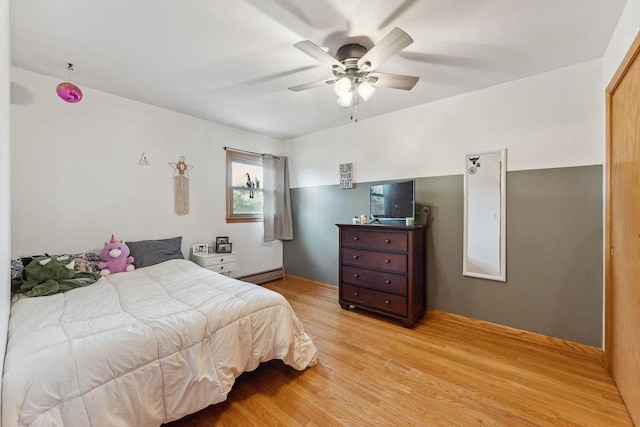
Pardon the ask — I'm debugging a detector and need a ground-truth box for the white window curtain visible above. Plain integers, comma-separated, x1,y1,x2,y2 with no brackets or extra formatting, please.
263,155,293,241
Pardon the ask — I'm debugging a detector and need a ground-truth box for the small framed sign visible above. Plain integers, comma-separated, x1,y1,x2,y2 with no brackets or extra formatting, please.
193,243,208,254
216,243,233,254
340,163,353,189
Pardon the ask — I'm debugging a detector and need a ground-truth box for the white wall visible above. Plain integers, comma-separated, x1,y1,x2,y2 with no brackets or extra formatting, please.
604,0,640,84
1,0,11,408
285,59,604,188
11,67,284,277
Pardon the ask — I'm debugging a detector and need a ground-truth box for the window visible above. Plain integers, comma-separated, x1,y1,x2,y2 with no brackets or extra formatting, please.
226,150,263,222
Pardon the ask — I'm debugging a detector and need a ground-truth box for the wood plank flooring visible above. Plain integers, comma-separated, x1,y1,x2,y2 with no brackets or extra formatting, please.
165,276,632,426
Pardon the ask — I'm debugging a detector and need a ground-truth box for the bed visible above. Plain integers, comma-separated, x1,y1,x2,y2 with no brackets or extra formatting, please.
2,258,318,426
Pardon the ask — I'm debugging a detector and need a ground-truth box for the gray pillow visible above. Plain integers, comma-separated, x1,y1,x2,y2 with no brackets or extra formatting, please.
127,237,184,268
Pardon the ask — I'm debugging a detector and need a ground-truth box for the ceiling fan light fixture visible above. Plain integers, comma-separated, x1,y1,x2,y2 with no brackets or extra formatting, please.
357,81,376,102
334,77,353,96
337,92,354,107
290,27,417,121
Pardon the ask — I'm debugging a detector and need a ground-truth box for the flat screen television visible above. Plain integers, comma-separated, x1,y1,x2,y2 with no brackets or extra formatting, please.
370,179,415,223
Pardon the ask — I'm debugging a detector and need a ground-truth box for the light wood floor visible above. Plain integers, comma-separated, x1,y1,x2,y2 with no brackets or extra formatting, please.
166,276,632,426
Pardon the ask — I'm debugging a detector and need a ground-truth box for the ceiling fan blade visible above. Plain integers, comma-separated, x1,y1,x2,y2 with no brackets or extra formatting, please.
294,40,346,70
288,78,337,92
357,27,414,70
368,72,419,90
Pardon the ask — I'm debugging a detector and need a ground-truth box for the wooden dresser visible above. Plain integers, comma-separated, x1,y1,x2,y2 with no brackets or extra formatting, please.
336,224,427,327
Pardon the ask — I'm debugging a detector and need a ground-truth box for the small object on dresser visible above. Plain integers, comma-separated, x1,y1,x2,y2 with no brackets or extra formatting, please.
215,236,229,244
353,216,359,224
360,214,368,224
216,242,232,253
193,243,208,254
414,207,430,226
405,217,414,226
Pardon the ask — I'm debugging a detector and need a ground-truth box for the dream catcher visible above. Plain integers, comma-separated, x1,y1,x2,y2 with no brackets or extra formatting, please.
169,156,193,216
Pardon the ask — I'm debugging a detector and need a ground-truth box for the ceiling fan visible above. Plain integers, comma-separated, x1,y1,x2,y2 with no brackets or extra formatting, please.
288,27,419,113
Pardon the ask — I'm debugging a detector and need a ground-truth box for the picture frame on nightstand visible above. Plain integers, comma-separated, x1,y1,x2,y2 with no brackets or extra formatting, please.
215,236,229,245
215,243,232,253
193,243,208,254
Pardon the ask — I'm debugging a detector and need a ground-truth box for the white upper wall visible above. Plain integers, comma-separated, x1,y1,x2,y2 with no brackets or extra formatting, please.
9,0,639,269
11,67,284,277
604,0,640,84
285,59,604,188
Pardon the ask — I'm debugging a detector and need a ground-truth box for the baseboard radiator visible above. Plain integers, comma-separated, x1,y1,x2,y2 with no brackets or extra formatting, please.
237,267,285,285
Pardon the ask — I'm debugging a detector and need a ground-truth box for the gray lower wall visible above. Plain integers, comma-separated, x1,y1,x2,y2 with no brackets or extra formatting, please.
284,165,603,347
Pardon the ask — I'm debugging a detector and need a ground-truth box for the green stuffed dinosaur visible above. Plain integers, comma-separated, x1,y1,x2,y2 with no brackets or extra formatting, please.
11,256,101,297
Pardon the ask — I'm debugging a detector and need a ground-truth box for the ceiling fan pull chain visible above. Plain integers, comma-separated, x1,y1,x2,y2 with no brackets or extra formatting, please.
352,92,359,123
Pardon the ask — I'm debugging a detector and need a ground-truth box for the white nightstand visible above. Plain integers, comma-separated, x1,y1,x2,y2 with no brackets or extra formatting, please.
190,252,238,276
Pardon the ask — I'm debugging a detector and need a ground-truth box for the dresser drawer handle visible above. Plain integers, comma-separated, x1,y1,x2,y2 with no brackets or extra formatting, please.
353,236,359,241
353,274,359,278
384,239,390,243
220,258,224,262
353,255,359,259
220,266,224,270
385,279,391,284
353,292,359,296
384,259,390,263
385,300,391,304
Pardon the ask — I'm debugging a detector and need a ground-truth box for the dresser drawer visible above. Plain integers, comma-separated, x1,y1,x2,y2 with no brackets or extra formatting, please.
342,266,407,295
341,284,407,316
341,248,407,273
191,253,238,268
204,261,238,274
342,229,407,252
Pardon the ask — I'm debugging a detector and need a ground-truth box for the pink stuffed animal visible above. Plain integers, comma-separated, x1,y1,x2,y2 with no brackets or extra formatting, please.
99,235,135,276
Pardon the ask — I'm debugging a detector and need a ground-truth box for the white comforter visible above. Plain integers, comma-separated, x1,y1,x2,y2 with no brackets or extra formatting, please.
2,259,318,426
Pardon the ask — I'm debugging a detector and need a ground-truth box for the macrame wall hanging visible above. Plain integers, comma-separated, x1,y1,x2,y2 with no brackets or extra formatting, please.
168,156,193,216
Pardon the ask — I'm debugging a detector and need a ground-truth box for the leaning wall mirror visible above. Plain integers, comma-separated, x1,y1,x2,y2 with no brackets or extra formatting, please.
463,149,506,281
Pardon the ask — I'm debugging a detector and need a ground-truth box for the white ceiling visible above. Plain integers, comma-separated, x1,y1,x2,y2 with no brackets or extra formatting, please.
10,0,627,140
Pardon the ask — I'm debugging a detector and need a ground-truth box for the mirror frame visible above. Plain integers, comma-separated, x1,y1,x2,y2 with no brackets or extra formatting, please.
463,149,507,282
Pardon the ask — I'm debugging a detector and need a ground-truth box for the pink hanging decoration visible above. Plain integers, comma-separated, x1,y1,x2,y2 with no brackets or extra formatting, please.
56,82,83,103
56,63,83,103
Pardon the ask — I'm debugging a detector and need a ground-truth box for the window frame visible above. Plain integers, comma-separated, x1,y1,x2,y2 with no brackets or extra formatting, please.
226,150,264,223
